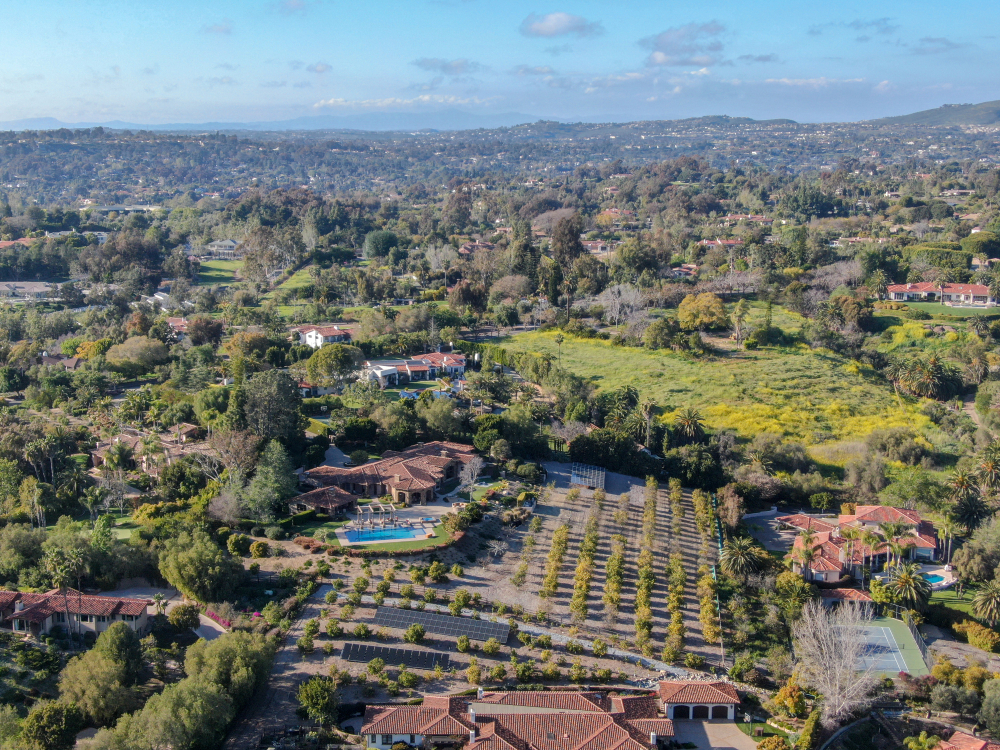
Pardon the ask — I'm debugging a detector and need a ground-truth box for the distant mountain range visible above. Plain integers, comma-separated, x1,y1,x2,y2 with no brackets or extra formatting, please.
0,109,546,133
2,100,1000,134
869,100,1000,126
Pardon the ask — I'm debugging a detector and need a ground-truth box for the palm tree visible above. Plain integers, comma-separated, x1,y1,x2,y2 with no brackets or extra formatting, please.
152,592,167,616
839,525,862,577
868,269,889,301
937,518,960,564
878,521,914,566
969,314,990,340
888,562,932,609
949,470,976,503
720,537,764,579
989,270,1000,304
102,442,134,475
673,407,705,445
731,298,750,349
973,580,1000,627
553,334,564,368
79,486,106,525
903,731,941,750
638,399,658,448
966,356,989,386
140,434,164,474
44,551,75,651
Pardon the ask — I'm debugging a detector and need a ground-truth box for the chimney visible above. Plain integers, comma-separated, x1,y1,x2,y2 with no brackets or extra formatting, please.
469,708,476,722
651,732,658,746
477,687,484,699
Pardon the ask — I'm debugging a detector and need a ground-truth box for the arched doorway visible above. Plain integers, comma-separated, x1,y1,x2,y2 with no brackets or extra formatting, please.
412,492,421,505
692,706,709,719
712,706,728,719
673,706,689,720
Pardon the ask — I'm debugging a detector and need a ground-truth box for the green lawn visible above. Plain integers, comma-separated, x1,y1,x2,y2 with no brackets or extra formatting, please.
384,380,440,400
197,259,242,286
890,301,993,319
930,587,976,617
502,322,939,462
736,721,787,740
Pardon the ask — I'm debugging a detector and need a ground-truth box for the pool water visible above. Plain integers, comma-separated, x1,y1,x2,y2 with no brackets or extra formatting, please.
923,574,945,583
344,526,425,543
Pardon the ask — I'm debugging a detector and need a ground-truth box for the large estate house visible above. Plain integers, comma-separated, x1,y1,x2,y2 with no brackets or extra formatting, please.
886,282,997,307
303,441,477,506
778,506,938,583
361,688,680,750
0,589,152,638
297,325,354,349
365,352,467,388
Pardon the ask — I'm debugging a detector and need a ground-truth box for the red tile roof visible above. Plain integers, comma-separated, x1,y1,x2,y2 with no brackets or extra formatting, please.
940,731,1000,750
852,506,922,525
0,589,150,624
777,514,838,534
292,485,357,512
362,691,671,750
887,282,990,296
306,441,477,493
658,681,740,705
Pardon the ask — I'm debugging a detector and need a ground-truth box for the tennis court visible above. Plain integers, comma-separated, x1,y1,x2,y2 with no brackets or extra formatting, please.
857,617,929,676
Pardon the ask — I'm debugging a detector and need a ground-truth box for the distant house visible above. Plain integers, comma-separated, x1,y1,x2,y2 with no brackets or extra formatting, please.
583,240,611,255
697,239,743,249
39,353,83,371
0,282,56,299
0,589,151,637
459,241,494,256
166,317,188,336
886,282,996,308
171,423,202,445
0,238,31,250
298,381,337,398
364,352,466,388
298,325,354,349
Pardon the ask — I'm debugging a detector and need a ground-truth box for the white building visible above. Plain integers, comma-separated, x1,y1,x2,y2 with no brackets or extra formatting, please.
298,325,354,349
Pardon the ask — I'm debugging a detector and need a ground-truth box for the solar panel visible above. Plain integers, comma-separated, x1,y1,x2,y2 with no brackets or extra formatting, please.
371,607,510,643
570,463,605,490
340,642,451,670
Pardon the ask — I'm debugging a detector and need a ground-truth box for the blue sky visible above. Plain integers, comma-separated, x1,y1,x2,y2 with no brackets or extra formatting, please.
2,0,997,124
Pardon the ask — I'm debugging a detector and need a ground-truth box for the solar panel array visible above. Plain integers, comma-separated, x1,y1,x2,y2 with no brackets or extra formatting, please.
570,462,606,490
372,607,510,643
341,642,451,670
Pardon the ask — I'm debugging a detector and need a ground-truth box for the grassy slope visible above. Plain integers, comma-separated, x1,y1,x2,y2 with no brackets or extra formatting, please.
196,259,242,286
500,302,969,466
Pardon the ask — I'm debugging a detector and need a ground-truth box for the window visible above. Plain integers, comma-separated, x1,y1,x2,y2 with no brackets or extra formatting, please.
409,736,415,744
381,736,392,745
97,615,108,623
80,614,94,623
54,612,65,623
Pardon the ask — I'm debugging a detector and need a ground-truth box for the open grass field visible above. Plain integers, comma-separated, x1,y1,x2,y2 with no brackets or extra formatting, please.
196,259,242,286
503,328,932,456
888,301,993,319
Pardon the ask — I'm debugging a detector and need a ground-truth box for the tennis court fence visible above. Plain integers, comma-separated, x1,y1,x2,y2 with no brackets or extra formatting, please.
876,603,931,670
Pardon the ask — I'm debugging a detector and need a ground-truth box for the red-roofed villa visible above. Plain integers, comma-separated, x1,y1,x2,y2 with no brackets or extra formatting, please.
0,589,152,638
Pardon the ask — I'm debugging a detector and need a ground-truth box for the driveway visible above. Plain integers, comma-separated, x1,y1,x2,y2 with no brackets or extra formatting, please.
746,517,797,553
323,444,348,467
670,721,759,750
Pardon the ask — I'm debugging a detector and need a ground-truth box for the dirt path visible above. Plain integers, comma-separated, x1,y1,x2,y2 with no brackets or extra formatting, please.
963,392,992,438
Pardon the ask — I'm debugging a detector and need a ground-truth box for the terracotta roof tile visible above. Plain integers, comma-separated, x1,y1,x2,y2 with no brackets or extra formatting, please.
658,681,740,704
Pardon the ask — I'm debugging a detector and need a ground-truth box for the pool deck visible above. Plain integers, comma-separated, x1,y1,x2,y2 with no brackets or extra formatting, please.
874,562,955,591
332,503,452,547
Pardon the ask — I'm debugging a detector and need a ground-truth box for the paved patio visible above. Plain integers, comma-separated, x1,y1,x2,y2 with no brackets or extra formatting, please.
670,720,760,750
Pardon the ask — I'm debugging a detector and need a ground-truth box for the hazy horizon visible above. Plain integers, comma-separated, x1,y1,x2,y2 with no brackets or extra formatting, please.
3,0,998,126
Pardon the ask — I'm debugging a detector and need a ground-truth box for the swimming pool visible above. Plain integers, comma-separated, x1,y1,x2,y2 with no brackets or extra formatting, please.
344,526,425,543
923,574,945,584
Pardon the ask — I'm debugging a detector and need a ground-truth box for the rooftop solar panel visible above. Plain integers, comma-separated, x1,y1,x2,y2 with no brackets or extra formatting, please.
570,462,605,490
371,607,510,643
340,642,451,670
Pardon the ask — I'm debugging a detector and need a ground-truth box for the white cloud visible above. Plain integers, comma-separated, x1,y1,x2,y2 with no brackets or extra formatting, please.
412,58,482,76
764,77,865,88
306,62,331,74
642,21,726,67
206,76,238,86
874,80,894,93
520,12,603,38
512,65,555,76
313,94,490,109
